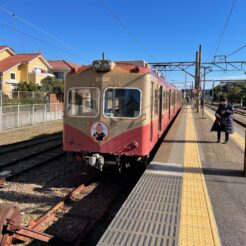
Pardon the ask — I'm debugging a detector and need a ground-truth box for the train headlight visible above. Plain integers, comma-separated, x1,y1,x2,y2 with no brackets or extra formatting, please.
93,60,102,71
92,60,115,72
102,60,110,70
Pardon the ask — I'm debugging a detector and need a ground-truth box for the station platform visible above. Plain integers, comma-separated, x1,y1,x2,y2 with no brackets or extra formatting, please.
97,106,246,246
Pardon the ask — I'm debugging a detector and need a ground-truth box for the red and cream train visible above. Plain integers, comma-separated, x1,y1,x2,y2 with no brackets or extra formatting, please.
63,59,182,171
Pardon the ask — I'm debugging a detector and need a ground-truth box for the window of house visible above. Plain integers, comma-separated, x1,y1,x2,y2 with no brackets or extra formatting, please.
104,88,141,118
10,72,16,80
67,88,100,117
34,67,42,74
53,72,64,80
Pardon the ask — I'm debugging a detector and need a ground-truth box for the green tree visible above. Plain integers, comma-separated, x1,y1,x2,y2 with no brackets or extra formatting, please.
41,76,64,101
214,82,246,105
14,81,39,91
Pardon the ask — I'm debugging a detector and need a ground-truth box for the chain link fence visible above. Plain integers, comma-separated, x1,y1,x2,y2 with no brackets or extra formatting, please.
0,91,63,130
0,103,63,130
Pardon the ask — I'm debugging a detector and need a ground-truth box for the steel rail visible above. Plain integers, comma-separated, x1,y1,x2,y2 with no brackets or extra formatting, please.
0,135,62,156
0,146,65,185
0,143,62,170
7,175,97,244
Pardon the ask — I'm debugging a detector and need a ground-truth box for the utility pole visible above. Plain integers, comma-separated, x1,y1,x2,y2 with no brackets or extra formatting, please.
197,45,202,113
191,81,194,104
201,66,207,118
194,52,199,110
212,80,215,104
194,45,202,113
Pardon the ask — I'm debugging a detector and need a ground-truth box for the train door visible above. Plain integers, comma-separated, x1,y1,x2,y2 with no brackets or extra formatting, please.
173,91,176,114
158,86,163,131
150,82,154,141
168,89,171,119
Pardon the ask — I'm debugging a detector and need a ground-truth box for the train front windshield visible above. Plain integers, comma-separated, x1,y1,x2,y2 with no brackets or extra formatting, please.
104,88,141,118
67,88,100,117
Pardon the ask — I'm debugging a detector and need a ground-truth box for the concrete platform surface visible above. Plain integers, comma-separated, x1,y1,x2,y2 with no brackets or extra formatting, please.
97,106,245,246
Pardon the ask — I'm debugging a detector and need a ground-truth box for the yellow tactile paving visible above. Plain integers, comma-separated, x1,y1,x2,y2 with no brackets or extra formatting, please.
205,108,245,150
179,106,221,246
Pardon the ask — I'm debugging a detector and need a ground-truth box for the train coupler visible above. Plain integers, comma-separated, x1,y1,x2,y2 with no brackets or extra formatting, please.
87,154,104,172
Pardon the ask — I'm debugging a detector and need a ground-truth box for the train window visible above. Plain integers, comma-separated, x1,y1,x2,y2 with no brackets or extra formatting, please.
163,90,168,110
154,88,159,116
104,88,141,118
172,91,175,106
162,89,166,110
67,88,99,117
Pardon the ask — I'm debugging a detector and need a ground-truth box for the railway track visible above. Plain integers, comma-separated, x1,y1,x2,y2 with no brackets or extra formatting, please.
0,174,95,245
0,168,142,245
0,132,62,156
0,148,64,185
233,106,246,117
0,133,144,245
0,134,64,185
205,103,246,128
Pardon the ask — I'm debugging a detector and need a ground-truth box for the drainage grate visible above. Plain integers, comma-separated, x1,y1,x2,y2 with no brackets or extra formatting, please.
98,167,183,246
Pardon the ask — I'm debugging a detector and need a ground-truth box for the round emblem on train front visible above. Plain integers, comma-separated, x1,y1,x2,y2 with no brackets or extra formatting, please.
91,122,109,142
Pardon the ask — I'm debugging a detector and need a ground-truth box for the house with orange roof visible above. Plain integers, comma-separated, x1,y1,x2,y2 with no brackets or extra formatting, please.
48,60,81,81
0,46,52,95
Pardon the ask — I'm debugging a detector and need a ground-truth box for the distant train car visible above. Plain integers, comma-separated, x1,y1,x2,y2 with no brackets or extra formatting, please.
63,59,182,171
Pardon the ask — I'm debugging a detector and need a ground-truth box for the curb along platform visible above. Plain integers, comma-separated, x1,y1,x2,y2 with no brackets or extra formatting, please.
97,106,246,246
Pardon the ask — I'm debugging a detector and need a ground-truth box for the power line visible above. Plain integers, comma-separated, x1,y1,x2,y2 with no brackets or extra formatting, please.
98,0,154,60
227,44,246,57
206,0,238,60
213,0,238,55
0,5,90,62
0,21,89,61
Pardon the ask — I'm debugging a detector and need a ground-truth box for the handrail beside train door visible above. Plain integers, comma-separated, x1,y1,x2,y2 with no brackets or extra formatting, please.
158,86,163,131
169,89,171,119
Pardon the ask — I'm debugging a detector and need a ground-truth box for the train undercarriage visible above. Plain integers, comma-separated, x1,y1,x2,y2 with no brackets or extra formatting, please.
68,151,149,173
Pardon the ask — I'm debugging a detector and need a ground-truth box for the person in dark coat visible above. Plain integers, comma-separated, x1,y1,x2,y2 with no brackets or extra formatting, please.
211,98,234,143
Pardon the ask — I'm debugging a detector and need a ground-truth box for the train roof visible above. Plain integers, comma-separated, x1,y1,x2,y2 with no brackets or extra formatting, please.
115,60,150,68
115,60,178,90
74,60,179,91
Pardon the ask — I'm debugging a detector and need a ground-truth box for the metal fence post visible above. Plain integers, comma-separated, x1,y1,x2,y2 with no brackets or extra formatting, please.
17,104,20,127
244,131,246,176
32,104,35,124
44,104,47,122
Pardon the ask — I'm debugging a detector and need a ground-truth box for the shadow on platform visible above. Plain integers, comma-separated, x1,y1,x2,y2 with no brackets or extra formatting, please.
149,163,245,178
163,140,216,144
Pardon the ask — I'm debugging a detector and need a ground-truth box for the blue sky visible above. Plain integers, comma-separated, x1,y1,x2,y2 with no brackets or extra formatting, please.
0,0,245,87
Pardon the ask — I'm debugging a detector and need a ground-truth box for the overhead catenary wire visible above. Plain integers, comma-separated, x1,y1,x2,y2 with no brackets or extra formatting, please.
227,44,246,57
98,0,154,60
0,21,90,61
0,5,90,62
206,0,238,61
